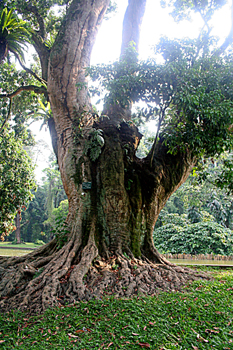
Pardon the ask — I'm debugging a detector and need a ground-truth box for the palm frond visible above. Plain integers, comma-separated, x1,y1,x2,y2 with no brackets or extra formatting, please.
0,7,29,63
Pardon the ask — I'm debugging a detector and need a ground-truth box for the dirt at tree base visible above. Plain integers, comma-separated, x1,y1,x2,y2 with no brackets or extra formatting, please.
0,251,211,315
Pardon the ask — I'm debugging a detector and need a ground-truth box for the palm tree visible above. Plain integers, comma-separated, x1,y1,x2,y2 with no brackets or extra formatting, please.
0,7,29,64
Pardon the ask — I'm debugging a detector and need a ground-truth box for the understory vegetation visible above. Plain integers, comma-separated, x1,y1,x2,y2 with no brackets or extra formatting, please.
153,166,233,255
153,215,233,255
0,267,232,349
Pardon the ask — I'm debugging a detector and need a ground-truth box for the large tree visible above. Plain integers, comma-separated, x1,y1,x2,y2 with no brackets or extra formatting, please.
0,0,233,313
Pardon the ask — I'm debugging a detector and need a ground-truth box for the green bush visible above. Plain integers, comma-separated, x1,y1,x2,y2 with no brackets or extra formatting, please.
153,221,233,255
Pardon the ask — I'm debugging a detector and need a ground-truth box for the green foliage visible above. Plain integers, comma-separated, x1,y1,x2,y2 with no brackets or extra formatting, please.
33,267,44,279
84,129,105,162
187,206,202,223
88,38,233,159
54,220,69,249
0,130,36,239
0,7,29,63
17,187,48,243
0,0,68,54
43,197,69,248
44,199,68,231
158,160,233,230
196,152,233,195
214,155,233,194
158,212,189,227
0,62,40,129
14,153,67,244
161,0,227,23
153,221,233,255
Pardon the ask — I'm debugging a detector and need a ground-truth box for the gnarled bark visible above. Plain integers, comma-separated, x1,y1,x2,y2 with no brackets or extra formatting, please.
0,0,210,313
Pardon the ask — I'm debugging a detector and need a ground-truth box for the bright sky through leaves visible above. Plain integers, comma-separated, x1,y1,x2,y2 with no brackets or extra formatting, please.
91,0,232,64
31,0,232,181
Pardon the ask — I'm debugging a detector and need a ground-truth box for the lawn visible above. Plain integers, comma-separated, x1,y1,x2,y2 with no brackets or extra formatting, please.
0,242,41,249
0,267,232,349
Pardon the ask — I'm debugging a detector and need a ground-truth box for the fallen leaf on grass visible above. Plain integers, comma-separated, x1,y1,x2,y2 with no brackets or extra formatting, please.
0,340,5,343
107,342,113,348
191,328,208,343
192,346,198,350
138,342,150,348
132,333,139,336
205,329,220,334
68,333,79,338
197,334,208,343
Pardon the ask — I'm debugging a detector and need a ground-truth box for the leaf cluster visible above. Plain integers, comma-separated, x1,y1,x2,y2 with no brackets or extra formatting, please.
161,0,227,23
84,129,105,162
0,7,29,62
0,130,36,240
88,37,233,159
153,220,233,255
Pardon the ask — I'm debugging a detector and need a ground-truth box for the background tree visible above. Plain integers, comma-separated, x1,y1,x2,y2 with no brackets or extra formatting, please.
0,58,39,240
0,128,36,239
153,219,233,255
156,156,233,229
7,152,68,244
0,0,232,313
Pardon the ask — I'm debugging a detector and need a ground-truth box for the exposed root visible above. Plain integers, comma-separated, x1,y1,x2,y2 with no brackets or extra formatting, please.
0,244,211,314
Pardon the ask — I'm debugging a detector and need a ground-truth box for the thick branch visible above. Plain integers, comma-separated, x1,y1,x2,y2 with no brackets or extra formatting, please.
0,85,47,99
121,0,147,56
14,52,47,85
19,4,46,39
145,140,195,197
15,2,50,81
30,32,50,82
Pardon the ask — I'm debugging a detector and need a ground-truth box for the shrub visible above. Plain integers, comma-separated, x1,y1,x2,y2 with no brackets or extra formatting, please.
153,221,233,255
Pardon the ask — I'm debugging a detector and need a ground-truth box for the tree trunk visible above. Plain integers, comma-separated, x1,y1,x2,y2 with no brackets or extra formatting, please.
0,0,209,313
14,212,22,244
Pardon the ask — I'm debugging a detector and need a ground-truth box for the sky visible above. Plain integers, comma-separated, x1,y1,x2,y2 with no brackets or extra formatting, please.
31,0,232,182
91,0,232,64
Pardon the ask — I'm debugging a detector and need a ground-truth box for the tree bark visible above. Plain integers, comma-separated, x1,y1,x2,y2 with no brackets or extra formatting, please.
0,0,209,313
121,0,147,55
15,212,22,244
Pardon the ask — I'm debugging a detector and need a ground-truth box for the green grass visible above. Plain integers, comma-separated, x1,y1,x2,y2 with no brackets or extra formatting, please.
0,267,232,349
0,242,40,249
